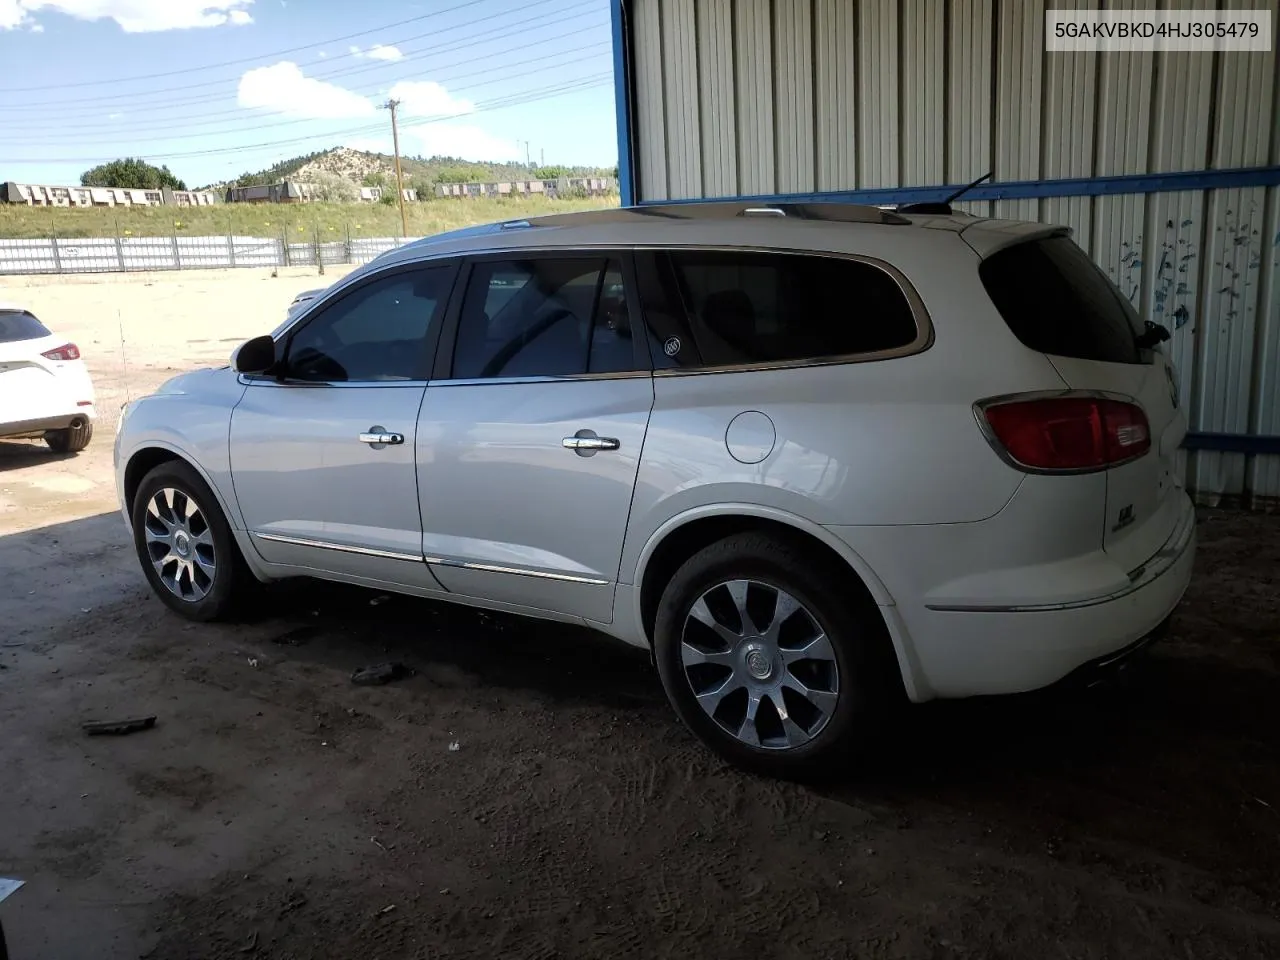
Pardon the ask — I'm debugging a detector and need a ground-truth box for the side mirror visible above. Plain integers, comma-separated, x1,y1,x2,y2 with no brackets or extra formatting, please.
233,335,277,375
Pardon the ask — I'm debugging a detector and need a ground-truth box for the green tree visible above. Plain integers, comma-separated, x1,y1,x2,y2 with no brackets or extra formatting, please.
80,157,187,190
362,171,389,188
309,171,359,202
434,167,483,184
533,165,572,180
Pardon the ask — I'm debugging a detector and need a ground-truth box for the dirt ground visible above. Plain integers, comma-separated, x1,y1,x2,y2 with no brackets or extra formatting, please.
1,269,1279,960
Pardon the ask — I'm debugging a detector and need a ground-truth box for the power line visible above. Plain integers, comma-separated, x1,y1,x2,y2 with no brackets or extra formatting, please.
0,43,611,144
3,75,613,165
1,0,602,113
3,0,496,93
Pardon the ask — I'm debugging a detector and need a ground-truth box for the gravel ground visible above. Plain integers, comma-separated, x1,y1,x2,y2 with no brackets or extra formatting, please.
1,270,1278,960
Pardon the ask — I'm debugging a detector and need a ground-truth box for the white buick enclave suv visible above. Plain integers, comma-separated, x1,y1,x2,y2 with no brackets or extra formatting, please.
114,202,1195,777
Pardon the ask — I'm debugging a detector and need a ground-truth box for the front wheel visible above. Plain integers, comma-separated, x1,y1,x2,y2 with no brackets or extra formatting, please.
131,460,252,621
653,532,899,779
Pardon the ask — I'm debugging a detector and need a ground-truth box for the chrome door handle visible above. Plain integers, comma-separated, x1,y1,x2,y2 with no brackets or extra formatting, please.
562,435,620,451
359,426,404,447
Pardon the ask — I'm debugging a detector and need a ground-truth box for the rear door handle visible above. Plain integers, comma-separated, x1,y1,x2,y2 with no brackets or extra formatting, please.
563,430,620,454
359,425,404,447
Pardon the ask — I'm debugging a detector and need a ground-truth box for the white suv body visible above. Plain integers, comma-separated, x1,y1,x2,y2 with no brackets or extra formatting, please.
114,202,1195,776
1,303,97,453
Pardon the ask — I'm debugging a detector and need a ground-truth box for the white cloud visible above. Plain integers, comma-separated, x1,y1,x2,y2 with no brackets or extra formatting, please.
0,0,28,28
29,19,43,29
348,43,402,61
388,80,473,119
4,0,253,31
406,123,520,163
238,61,377,119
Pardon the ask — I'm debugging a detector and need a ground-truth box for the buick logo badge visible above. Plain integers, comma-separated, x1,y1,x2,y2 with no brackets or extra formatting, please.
663,337,682,357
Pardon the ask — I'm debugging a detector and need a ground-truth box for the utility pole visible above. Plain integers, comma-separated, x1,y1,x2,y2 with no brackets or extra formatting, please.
383,98,408,238
518,139,532,170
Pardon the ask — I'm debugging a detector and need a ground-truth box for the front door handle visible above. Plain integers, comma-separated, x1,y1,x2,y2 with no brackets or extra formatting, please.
359,425,404,448
563,430,620,454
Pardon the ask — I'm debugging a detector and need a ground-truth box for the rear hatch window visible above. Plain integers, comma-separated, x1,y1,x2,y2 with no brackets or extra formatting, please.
978,236,1147,365
0,310,51,343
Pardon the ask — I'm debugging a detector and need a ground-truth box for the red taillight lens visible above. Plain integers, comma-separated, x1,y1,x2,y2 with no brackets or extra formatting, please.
979,394,1150,471
41,343,81,361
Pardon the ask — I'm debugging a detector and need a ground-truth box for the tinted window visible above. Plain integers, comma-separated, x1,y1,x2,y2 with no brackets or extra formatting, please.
659,250,918,367
452,258,638,379
0,310,51,343
285,267,451,382
979,236,1145,364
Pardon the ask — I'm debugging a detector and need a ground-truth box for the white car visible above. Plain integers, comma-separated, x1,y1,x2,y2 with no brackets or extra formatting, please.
0,303,96,453
287,288,325,316
114,202,1195,777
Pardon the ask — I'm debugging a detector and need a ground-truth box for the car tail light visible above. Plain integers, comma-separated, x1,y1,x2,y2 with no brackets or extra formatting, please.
977,393,1150,472
41,343,80,361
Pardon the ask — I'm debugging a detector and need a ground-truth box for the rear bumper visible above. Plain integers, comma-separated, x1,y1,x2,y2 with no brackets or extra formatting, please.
875,494,1197,700
0,408,96,438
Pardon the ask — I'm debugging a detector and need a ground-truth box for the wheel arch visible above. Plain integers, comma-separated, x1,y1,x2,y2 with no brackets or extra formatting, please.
123,442,270,582
631,504,925,699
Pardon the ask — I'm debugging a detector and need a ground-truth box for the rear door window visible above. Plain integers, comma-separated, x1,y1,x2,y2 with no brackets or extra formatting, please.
978,236,1146,364
451,257,641,379
651,250,920,369
0,310,51,343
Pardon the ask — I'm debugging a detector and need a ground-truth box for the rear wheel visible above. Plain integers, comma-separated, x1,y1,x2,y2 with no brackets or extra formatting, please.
654,532,899,779
44,419,93,453
131,460,252,621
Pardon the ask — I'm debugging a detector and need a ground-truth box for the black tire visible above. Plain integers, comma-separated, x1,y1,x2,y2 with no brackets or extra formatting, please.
653,532,900,780
44,419,93,453
131,459,253,621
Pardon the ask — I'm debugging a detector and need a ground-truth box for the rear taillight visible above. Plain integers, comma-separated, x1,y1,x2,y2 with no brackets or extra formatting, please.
977,393,1150,472
41,343,80,361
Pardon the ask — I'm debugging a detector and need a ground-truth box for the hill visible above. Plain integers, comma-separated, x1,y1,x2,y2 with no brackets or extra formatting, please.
203,147,616,194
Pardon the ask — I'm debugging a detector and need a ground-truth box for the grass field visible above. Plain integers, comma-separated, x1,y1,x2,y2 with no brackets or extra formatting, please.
0,194,621,240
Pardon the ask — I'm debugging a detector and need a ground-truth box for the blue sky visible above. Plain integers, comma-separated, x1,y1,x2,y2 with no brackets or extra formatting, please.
0,0,619,187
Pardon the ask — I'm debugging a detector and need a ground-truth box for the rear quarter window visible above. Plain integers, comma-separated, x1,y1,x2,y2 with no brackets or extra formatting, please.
0,310,51,343
979,236,1145,364
658,250,920,368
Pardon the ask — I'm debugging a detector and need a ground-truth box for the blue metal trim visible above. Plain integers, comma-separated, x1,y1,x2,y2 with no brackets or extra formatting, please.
635,166,1280,207
1183,433,1280,456
610,0,636,207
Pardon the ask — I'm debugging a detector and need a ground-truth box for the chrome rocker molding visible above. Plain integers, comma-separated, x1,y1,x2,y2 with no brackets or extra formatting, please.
252,532,423,563
422,555,609,585
251,533,610,585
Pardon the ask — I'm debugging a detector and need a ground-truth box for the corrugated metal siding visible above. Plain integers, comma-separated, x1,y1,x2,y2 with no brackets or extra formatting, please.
773,0,815,194
696,0,736,197
900,0,945,187
659,0,701,198
733,0,775,194
627,0,1280,507
814,0,858,192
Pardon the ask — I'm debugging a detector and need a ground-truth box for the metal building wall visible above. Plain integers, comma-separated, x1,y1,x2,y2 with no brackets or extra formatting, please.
618,0,1280,509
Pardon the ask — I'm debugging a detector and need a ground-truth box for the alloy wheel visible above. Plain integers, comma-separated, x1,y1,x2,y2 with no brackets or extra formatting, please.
680,579,840,750
143,486,216,602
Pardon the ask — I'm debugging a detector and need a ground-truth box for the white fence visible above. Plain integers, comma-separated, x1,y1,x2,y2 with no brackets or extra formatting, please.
0,234,424,275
